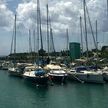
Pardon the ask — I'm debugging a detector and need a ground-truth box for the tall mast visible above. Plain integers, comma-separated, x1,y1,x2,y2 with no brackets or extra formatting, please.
50,28,55,53
29,29,32,53
96,20,98,58
14,14,17,54
96,20,98,50
46,3,49,57
39,18,43,50
85,4,97,52
33,29,36,62
37,0,40,55
80,16,83,56
83,0,89,59
38,0,43,50
49,17,56,58
107,0,108,17
10,28,14,54
66,29,69,57
33,30,36,52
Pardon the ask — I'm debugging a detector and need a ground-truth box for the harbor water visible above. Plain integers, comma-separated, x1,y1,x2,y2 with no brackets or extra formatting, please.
0,70,108,108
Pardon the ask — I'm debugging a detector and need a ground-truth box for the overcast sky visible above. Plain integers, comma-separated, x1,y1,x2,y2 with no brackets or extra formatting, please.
0,0,108,55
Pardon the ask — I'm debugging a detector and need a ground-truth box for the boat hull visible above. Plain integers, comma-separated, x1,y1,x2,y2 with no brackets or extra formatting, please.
68,72,104,83
8,68,23,77
48,74,67,84
23,75,49,85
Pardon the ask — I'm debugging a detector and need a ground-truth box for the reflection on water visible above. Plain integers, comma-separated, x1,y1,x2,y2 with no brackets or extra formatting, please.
0,70,108,108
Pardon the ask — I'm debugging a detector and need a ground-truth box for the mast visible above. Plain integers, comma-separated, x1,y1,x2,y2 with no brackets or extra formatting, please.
14,14,17,54
29,29,32,53
95,20,98,69
50,28,55,54
96,20,98,58
49,17,56,59
39,15,43,50
38,0,43,50
33,29,36,62
96,20,98,49
107,0,108,17
10,28,14,54
10,14,16,62
66,29,69,57
33,30,36,52
46,3,49,57
37,0,40,58
83,0,89,60
80,16,83,57
85,4,97,52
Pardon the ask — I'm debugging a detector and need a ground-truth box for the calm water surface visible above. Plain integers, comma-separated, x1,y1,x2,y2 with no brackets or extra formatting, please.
0,70,108,108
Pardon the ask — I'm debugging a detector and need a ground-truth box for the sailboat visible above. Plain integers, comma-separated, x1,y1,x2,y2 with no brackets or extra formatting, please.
44,3,68,84
23,0,49,85
8,14,25,77
69,0,104,83
23,65,48,84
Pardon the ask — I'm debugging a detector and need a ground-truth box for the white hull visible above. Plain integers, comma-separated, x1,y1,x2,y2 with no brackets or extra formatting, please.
23,70,49,84
44,64,68,83
68,71,104,83
48,69,68,83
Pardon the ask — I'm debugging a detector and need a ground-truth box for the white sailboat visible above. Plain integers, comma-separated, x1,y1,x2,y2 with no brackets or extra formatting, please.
23,65,49,84
68,0,104,84
44,63,68,83
23,0,49,85
8,14,26,77
69,67,104,83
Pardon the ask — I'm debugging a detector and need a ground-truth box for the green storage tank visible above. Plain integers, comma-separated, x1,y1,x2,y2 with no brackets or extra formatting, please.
69,42,81,60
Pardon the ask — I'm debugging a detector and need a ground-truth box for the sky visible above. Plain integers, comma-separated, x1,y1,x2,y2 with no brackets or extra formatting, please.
0,0,108,56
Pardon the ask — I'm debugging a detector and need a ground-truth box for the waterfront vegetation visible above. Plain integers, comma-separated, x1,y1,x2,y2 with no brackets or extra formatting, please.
0,48,107,65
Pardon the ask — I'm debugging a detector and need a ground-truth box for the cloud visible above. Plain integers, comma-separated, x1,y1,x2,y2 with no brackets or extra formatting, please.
15,0,82,34
0,0,14,30
16,1,37,30
0,0,107,33
0,0,108,55
86,0,107,32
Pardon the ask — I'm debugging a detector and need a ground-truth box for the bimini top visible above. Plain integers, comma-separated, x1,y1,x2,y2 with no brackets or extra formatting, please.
75,65,100,72
44,64,62,70
75,66,87,72
35,68,45,76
